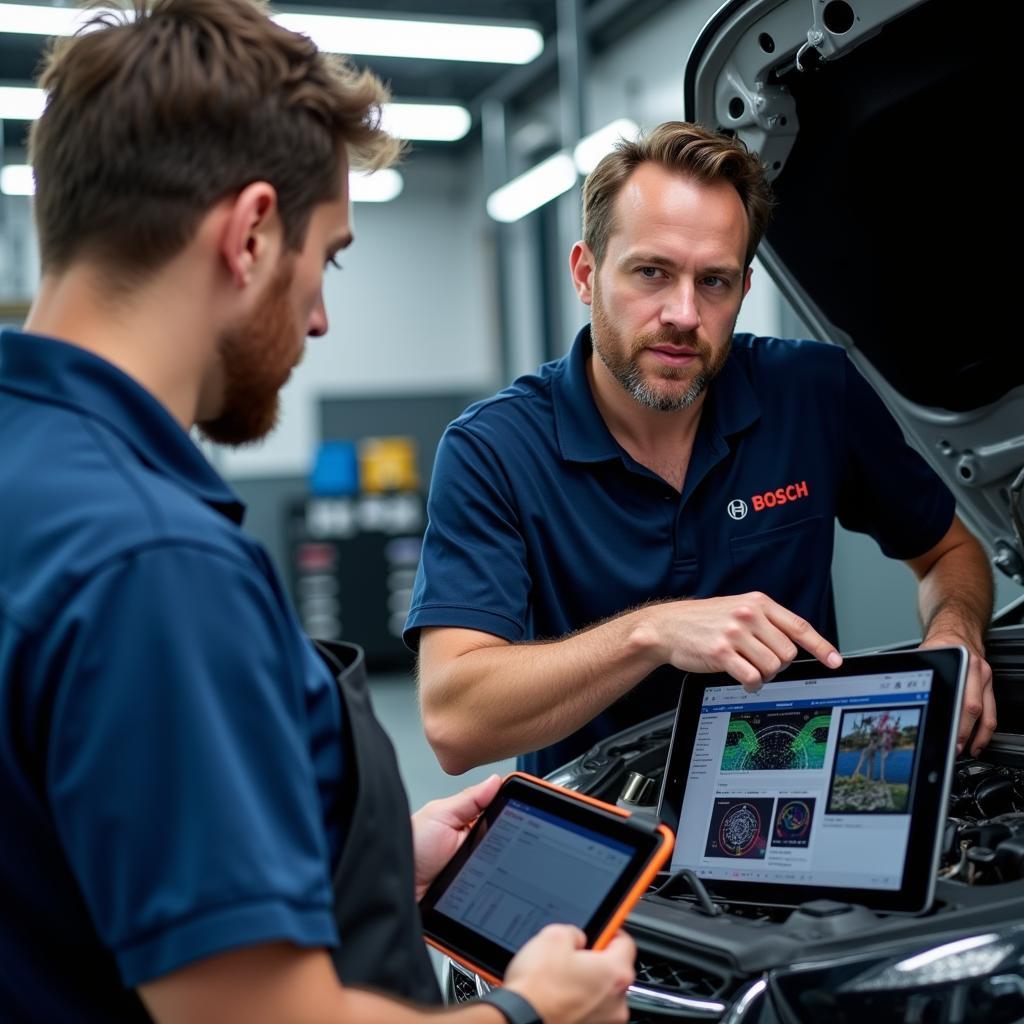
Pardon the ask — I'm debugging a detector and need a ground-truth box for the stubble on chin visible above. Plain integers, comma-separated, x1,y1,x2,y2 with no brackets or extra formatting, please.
590,300,728,413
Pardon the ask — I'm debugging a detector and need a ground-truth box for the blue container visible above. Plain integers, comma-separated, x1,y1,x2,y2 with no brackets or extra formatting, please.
310,440,360,496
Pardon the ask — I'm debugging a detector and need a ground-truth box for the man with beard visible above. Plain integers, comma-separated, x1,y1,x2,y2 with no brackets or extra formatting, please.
408,122,994,779
0,3,635,1023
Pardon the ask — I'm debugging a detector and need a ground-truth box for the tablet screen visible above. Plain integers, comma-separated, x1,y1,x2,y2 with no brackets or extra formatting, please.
660,649,965,912
434,797,637,950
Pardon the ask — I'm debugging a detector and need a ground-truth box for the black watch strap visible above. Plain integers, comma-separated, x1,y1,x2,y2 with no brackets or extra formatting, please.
478,988,543,1024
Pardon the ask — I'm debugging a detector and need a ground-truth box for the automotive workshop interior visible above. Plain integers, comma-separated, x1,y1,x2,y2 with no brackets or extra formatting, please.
2,2,1023,1022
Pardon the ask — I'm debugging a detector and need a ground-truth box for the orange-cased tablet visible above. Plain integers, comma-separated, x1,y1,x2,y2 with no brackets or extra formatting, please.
420,770,675,986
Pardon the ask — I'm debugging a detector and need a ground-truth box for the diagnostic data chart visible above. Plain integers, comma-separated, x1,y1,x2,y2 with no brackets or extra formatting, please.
720,709,832,772
704,797,774,859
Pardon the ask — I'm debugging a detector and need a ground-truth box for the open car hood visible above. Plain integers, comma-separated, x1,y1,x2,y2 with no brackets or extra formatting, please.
684,0,1024,597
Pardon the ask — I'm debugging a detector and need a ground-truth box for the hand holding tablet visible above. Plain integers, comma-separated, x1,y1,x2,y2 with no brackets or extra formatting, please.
420,772,674,985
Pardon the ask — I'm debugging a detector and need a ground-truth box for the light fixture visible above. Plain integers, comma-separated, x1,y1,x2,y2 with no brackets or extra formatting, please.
0,84,46,120
486,152,578,223
0,3,87,36
350,168,403,203
573,118,641,174
0,4,543,64
381,103,470,142
273,12,542,64
0,85,470,143
0,162,403,204
0,163,33,195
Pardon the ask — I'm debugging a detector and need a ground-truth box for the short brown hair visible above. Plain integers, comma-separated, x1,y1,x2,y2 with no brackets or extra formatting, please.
582,121,773,267
29,0,401,280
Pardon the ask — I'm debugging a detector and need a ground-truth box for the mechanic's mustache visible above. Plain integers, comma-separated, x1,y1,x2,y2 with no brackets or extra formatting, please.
632,329,712,359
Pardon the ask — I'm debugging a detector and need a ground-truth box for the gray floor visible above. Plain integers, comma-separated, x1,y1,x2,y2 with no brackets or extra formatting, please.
366,669,514,816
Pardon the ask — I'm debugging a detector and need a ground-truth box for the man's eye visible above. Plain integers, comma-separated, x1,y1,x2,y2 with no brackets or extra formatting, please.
703,275,728,288
638,266,662,279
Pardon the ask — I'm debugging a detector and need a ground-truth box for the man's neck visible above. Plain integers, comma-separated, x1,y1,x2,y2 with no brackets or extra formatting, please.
24,264,216,432
586,352,707,493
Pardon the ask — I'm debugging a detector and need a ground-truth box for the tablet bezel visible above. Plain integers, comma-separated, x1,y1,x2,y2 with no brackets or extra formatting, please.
657,647,966,915
420,771,673,984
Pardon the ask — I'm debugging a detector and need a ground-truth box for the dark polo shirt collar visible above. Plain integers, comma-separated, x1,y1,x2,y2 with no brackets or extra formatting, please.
551,325,762,465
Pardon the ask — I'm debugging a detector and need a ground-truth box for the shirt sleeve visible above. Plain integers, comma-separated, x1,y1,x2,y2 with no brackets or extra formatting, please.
836,355,955,560
404,423,532,648
42,543,339,988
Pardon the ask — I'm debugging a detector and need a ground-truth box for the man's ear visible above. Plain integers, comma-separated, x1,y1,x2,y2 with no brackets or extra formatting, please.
743,265,753,298
569,241,597,306
219,182,281,289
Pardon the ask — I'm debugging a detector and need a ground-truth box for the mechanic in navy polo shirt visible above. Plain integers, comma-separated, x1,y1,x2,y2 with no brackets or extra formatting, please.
408,122,995,780
0,3,635,1024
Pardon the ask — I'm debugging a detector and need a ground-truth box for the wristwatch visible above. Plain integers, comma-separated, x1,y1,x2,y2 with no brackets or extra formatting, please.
479,988,543,1023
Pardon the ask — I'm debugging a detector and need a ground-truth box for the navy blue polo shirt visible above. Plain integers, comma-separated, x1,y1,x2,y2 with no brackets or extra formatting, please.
0,330,343,1021
406,327,955,777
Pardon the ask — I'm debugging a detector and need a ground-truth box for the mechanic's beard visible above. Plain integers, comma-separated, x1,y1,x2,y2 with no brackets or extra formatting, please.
198,259,299,447
591,299,730,413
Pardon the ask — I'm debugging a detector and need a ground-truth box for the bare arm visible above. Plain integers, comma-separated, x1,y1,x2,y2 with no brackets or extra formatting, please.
140,945,498,1024
140,934,634,1024
419,593,842,774
908,515,995,755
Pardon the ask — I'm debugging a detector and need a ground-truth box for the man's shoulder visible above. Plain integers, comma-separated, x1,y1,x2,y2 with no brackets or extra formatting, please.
0,401,249,631
446,354,567,441
732,334,844,369
731,334,847,388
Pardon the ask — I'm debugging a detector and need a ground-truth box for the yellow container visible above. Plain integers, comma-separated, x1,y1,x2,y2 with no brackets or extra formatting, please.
359,436,419,493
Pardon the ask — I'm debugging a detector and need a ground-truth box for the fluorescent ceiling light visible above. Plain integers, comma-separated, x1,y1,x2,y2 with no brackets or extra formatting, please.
0,161,402,204
573,118,641,174
382,103,470,142
486,152,577,223
0,84,46,120
274,12,542,64
0,5,543,64
350,168,403,203
1,163,33,195
0,3,91,35
0,85,470,143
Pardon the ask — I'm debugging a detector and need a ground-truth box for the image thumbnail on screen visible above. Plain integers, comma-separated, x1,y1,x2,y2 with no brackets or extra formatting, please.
720,709,832,772
826,706,922,814
771,797,816,848
704,797,774,859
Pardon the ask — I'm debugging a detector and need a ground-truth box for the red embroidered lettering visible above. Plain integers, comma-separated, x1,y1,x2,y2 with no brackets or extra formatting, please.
750,480,810,512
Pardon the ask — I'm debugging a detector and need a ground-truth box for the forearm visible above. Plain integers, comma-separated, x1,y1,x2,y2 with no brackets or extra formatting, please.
341,989,504,1023
419,608,667,773
420,592,842,774
917,534,993,649
141,945,508,1024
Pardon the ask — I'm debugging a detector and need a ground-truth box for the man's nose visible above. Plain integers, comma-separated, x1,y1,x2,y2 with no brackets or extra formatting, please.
660,281,700,332
308,293,328,338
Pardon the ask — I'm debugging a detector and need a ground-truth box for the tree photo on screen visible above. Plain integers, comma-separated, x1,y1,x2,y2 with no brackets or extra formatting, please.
826,707,922,814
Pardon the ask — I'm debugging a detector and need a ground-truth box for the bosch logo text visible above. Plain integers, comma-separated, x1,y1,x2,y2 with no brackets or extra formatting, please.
751,480,809,512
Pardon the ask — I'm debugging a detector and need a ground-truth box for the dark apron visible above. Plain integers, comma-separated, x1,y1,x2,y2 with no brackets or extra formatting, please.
313,639,442,1005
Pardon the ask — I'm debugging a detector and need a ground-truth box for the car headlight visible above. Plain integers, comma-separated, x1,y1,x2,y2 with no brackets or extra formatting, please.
768,925,1024,1024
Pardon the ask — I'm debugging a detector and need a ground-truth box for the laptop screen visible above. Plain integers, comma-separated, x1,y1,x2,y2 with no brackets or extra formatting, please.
668,667,933,892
